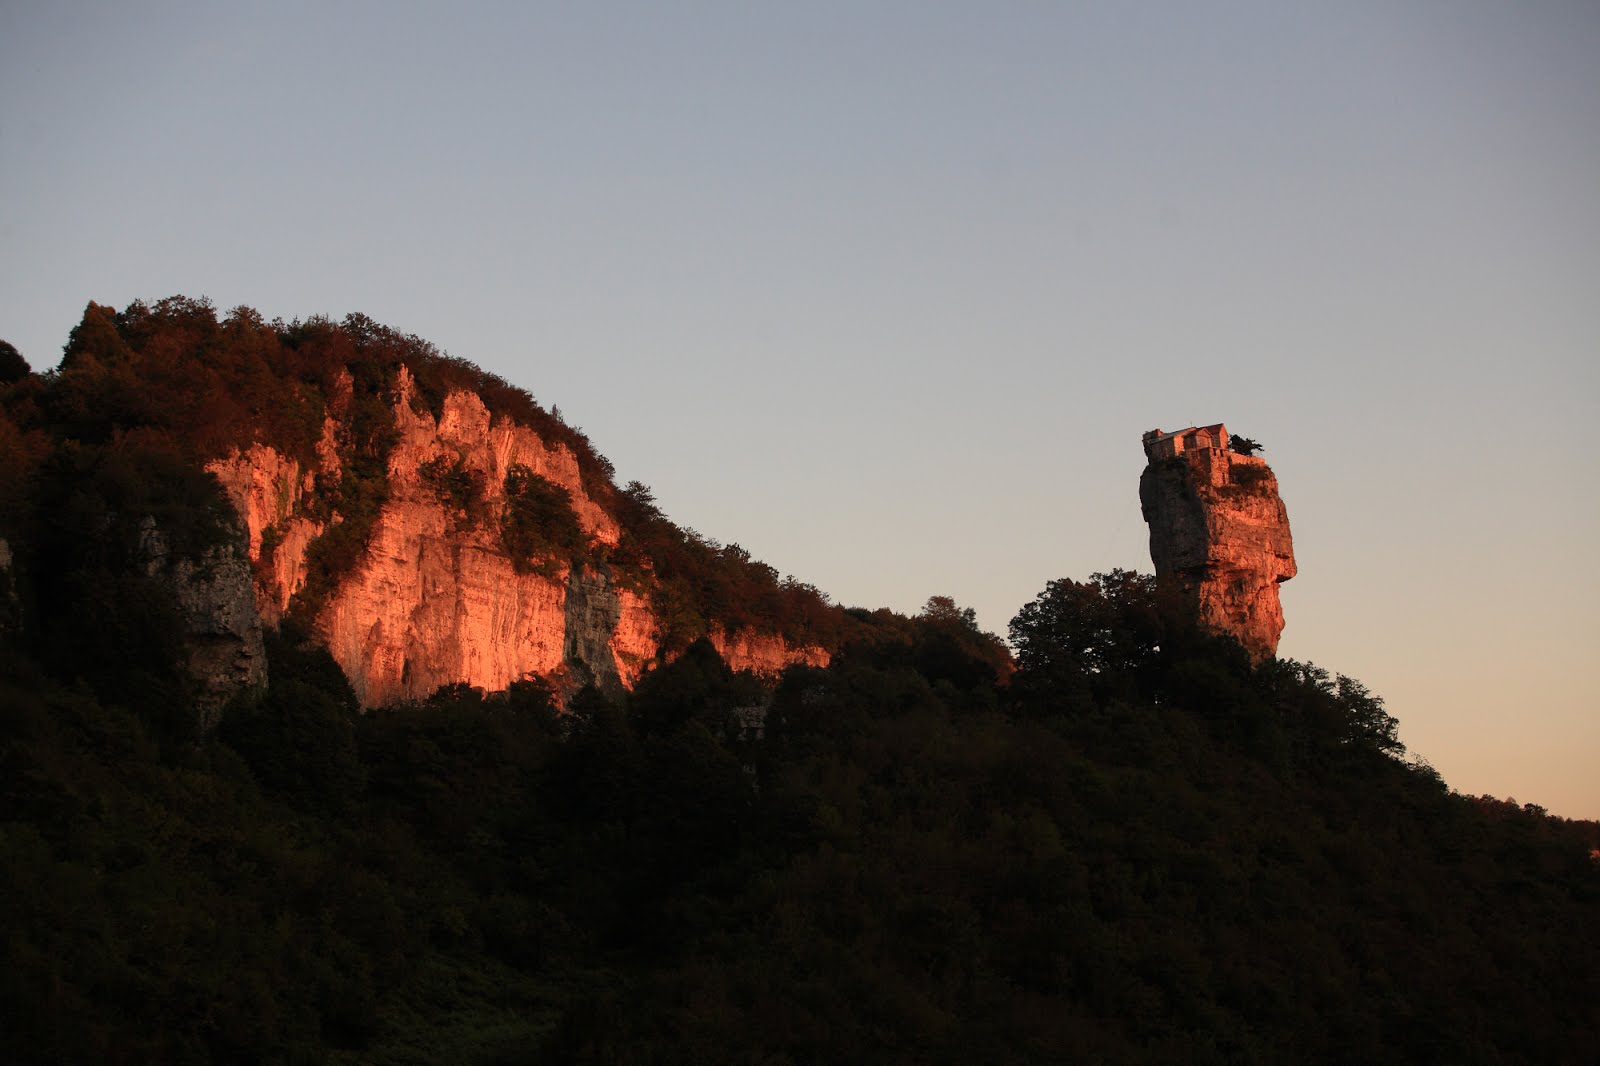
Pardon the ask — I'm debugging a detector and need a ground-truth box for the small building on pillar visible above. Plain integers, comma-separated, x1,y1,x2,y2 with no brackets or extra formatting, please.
1141,424,1230,463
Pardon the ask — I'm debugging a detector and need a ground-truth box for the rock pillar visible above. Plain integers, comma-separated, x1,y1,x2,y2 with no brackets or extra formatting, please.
1138,430,1295,662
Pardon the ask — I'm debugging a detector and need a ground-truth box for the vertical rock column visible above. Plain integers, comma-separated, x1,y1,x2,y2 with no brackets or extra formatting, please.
1138,436,1296,662
137,517,268,724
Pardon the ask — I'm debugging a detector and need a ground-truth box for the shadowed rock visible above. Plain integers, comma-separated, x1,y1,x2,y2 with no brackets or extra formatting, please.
137,516,267,723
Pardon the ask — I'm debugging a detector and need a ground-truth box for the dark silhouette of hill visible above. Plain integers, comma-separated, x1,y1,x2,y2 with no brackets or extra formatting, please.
1,305,1596,1064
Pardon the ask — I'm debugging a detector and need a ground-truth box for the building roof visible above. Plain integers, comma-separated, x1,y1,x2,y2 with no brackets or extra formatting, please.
1149,423,1227,445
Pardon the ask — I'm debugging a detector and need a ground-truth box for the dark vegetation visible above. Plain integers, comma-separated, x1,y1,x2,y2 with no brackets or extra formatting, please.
609,480,852,653
501,465,585,576
2,310,1597,1063
0,339,29,384
1227,461,1274,490
3,541,1597,1063
418,454,487,527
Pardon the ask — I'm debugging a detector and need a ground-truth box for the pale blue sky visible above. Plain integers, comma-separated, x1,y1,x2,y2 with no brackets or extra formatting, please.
4,2,1597,815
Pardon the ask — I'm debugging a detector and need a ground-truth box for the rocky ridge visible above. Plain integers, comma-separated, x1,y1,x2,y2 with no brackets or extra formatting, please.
1138,426,1295,662
208,367,825,705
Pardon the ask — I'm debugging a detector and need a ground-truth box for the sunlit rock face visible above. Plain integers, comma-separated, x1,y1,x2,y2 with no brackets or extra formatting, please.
709,627,829,677
313,372,630,705
1139,426,1296,662
207,429,335,624
208,369,825,705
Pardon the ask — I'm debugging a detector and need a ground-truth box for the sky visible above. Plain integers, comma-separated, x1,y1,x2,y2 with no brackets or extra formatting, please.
3,2,1596,817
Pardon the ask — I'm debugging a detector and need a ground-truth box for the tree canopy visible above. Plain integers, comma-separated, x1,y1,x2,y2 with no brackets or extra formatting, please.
3,559,1594,1063
0,340,28,384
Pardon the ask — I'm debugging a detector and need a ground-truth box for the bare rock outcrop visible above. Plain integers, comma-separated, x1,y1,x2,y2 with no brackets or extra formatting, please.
206,433,335,624
136,517,267,722
207,368,825,705
709,627,828,677
1138,425,1295,662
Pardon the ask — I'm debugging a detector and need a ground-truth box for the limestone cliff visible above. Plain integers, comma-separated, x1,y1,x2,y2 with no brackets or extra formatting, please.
709,627,829,677
206,432,336,625
136,517,267,721
208,367,825,705
1138,426,1295,662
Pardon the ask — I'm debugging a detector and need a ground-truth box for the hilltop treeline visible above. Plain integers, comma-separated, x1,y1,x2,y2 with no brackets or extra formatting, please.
1,562,1595,1064
0,298,852,654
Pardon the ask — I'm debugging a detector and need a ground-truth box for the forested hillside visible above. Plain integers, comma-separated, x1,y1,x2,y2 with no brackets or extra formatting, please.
1,307,1596,1063
3,565,1596,1063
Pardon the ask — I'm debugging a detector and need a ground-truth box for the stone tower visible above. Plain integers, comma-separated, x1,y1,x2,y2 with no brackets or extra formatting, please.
1138,426,1296,662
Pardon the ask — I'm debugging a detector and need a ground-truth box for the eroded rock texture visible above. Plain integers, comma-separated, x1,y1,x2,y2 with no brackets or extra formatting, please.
1139,428,1295,662
207,369,824,705
136,517,267,723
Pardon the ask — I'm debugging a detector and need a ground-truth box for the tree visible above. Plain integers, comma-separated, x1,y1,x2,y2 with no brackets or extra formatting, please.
60,301,131,369
0,340,28,383
1008,570,1162,690
219,680,366,813
920,594,978,629
501,464,585,573
1230,434,1263,456
1333,673,1404,757
912,595,1013,692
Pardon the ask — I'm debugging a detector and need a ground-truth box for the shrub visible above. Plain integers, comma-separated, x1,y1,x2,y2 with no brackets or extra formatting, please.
419,454,485,527
1231,462,1273,489
500,465,586,576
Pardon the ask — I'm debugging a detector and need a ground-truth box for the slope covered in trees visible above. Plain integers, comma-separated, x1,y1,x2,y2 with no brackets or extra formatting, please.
2,564,1595,1063
1,305,1596,1062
